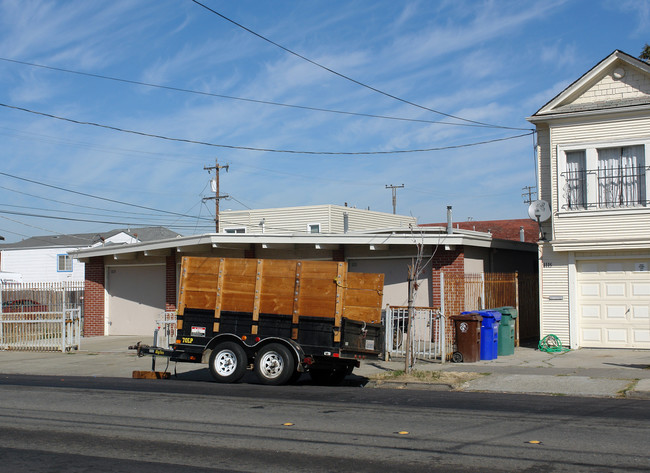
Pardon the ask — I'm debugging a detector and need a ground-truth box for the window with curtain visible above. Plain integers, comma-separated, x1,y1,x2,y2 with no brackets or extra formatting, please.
565,150,587,209
597,145,645,208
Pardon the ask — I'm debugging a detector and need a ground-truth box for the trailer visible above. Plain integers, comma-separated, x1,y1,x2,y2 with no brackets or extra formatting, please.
134,256,385,385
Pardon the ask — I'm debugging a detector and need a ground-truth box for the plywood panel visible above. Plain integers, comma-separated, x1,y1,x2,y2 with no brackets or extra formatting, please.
180,257,384,325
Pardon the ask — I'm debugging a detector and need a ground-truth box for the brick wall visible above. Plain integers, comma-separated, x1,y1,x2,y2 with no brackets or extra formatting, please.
165,255,176,312
431,248,465,352
431,247,464,308
84,257,105,336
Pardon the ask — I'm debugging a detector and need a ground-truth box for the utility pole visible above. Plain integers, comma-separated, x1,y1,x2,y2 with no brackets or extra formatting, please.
385,184,404,214
522,185,537,205
203,159,229,233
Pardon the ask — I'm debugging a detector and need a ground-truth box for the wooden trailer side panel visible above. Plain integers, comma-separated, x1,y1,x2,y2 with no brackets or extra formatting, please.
178,258,383,340
343,272,384,323
180,257,348,319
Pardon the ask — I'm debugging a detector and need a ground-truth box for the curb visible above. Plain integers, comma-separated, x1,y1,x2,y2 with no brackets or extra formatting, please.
365,379,454,391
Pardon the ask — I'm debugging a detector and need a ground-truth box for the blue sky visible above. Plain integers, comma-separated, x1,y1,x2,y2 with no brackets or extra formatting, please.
0,0,648,242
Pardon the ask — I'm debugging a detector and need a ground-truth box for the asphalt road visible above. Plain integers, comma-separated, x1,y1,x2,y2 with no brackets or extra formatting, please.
1,374,649,473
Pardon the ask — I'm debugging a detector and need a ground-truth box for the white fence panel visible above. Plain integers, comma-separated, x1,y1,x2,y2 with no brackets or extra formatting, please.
0,308,81,352
154,311,177,349
385,306,452,362
1,281,83,352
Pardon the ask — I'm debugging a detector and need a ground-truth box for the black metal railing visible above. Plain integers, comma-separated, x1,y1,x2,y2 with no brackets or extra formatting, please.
560,165,648,210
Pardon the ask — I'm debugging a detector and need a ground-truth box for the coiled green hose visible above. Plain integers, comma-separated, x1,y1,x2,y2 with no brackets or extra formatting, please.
538,334,570,353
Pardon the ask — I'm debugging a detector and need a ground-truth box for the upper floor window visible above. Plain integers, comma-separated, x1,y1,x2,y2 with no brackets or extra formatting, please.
308,223,321,234
57,254,73,272
565,150,586,209
597,145,645,208
560,142,648,211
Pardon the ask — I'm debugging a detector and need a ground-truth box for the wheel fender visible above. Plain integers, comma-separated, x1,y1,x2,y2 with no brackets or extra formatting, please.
254,338,305,372
203,334,250,363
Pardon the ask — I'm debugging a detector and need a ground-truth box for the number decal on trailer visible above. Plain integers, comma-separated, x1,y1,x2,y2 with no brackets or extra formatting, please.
181,337,194,344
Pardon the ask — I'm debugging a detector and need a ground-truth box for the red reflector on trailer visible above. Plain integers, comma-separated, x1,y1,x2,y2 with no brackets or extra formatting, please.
332,353,340,358
303,357,314,365
255,337,261,342
189,355,197,361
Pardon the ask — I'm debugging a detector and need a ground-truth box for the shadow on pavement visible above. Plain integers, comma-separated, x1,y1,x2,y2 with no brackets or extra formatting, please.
603,363,650,370
161,366,369,387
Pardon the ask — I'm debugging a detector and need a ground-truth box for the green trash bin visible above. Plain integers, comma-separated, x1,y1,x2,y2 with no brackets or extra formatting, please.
491,306,518,356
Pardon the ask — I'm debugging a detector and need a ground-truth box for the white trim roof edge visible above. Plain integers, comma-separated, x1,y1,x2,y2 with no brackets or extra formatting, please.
70,230,535,259
527,50,650,120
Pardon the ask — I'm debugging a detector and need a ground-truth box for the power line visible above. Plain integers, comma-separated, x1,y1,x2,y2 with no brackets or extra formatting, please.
0,208,214,229
0,170,212,221
0,102,534,155
0,184,206,220
0,57,516,129
189,0,531,131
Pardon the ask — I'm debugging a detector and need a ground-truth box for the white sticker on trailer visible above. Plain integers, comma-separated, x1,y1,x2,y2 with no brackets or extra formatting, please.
365,340,375,350
191,326,206,337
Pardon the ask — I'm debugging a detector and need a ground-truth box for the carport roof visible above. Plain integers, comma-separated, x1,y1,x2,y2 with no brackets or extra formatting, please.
70,226,536,261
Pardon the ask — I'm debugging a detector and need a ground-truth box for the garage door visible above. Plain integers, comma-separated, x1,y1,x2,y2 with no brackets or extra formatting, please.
106,265,165,336
577,259,650,348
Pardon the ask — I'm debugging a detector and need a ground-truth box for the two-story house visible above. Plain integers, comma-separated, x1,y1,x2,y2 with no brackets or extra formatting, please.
528,50,650,349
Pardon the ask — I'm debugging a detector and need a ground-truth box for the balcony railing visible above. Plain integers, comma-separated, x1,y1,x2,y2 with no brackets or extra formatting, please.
560,165,648,210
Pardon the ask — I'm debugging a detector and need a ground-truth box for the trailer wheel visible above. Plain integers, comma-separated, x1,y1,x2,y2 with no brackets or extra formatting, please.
255,343,295,385
209,342,247,383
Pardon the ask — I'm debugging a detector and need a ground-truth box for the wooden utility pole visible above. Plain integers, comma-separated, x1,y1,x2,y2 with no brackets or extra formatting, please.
385,184,404,214
203,159,229,233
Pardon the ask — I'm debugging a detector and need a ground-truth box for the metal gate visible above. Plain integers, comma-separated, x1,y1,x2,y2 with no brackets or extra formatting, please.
0,282,84,352
385,306,452,361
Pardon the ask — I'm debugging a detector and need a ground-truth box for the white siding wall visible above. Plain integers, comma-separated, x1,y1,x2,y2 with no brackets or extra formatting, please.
221,206,416,234
549,114,650,243
537,126,554,240
539,244,571,345
0,248,85,283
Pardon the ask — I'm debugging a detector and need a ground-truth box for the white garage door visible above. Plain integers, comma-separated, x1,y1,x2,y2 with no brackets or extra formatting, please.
577,259,650,348
107,265,165,336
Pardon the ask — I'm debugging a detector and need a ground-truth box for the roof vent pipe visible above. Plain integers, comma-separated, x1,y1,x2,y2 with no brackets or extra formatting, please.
446,206,453,234
520,226,525,242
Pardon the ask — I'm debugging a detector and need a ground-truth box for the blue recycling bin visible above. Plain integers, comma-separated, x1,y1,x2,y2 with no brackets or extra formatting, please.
464,310,501,360
479,310,501,360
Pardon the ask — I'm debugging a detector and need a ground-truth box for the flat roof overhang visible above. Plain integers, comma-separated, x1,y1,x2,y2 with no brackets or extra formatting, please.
71,229,536,262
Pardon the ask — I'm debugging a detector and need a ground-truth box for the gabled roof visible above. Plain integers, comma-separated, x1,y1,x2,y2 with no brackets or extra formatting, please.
0,226,181,250
528,50,650,121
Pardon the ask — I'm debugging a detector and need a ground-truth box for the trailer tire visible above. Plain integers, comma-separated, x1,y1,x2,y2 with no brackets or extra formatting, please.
209,342,247,383
255,343,295,385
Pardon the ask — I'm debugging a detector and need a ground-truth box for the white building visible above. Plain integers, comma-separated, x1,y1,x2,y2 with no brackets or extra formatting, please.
0,227,180,283
528,50,650,349
219,205,416,234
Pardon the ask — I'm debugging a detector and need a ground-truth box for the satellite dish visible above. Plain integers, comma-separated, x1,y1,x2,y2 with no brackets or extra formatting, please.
528,200,551,222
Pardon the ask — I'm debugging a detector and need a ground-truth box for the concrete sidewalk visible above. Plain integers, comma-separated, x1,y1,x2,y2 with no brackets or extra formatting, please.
1,336,649,399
